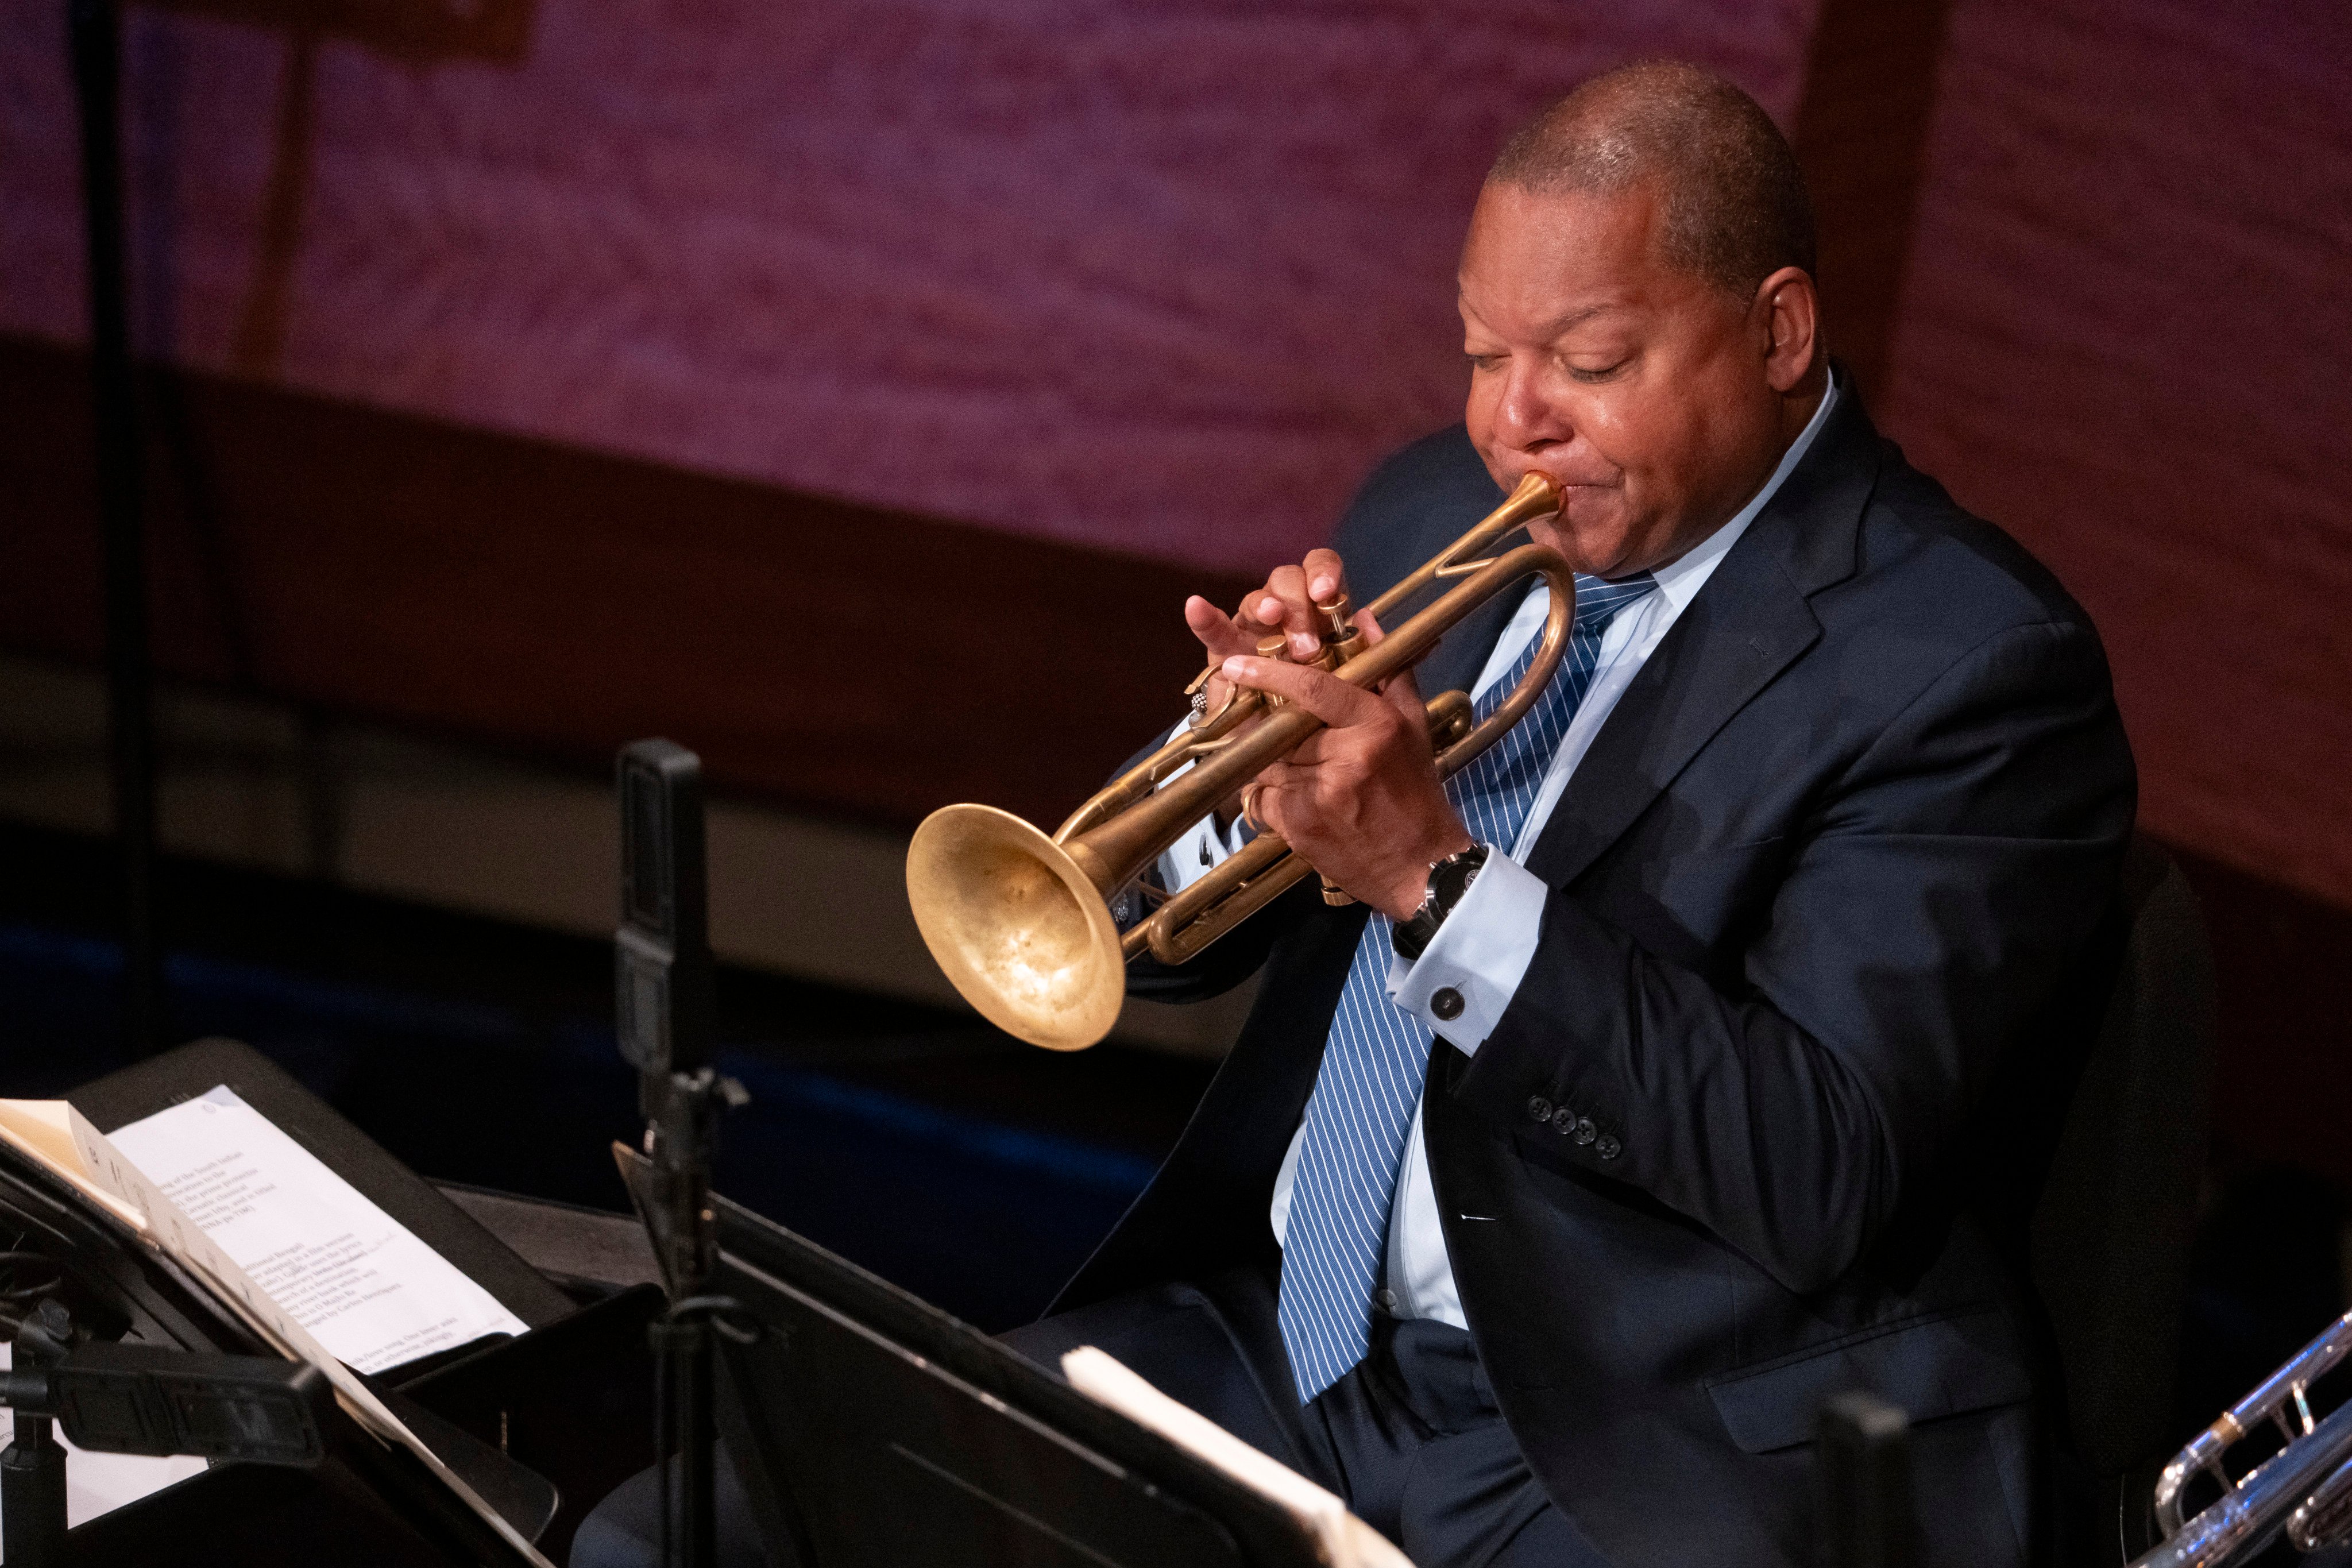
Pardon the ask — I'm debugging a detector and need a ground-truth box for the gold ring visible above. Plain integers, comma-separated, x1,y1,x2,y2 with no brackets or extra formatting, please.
1241,783,1269,833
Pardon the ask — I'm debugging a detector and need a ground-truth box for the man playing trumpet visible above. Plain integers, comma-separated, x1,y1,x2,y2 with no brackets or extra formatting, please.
1007,60,2134,1568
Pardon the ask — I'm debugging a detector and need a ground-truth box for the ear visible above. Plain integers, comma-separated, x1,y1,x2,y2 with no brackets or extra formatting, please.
1749,266,1822,393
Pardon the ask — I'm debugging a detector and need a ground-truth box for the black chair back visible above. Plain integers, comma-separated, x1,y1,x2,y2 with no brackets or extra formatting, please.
2029,836,2216,1513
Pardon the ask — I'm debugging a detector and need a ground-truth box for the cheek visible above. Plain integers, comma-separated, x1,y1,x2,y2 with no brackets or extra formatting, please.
1462,384,1513,484
1595,402,1700,495
1463,379,1500,440
1561,387,1646,474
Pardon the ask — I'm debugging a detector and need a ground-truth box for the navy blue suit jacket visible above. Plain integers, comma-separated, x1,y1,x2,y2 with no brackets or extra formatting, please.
1055,389,2136,1565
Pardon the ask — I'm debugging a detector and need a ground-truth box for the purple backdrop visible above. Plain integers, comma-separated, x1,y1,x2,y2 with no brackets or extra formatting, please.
0,0,1813,570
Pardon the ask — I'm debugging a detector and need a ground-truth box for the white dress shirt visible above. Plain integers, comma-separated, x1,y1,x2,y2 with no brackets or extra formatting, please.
1158,378,1841,1329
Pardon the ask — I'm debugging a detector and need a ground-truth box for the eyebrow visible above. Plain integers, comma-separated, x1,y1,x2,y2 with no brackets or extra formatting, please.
1535,303,1624,337
1456,295,1627,342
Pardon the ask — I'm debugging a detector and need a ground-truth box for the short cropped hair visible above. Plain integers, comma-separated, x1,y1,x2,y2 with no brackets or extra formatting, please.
1488,61,1817,298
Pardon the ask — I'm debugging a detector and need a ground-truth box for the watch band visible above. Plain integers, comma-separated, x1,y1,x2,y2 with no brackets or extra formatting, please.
1392,843,1490,961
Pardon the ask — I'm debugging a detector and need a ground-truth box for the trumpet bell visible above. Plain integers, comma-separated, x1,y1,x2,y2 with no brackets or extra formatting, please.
905,804,1125,1051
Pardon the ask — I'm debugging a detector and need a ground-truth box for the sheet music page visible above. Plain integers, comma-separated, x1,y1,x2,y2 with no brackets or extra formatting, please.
106,1084,528,1375
1061,1346,1417,1568
0,1100,146,1234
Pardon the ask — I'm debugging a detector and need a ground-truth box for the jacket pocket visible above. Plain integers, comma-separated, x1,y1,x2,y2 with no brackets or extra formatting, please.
1702,1306,2033,1454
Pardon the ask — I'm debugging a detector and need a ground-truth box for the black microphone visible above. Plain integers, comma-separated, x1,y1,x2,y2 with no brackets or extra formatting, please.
617,738,714,1101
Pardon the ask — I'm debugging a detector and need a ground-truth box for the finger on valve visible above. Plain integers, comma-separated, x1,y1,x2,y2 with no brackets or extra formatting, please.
1303,548,1349,607
1279,562,1335,653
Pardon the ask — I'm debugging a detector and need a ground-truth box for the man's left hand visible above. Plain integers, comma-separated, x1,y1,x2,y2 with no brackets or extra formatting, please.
1221,616,1474,921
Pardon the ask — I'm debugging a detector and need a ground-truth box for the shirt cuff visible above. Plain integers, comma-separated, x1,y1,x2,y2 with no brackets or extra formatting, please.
1386,851,1548,1054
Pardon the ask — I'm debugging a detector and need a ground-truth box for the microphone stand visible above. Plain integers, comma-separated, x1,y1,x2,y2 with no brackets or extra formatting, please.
615,739,744,1568
1,1302,74,1568
65,0,163,1056
641,1065,744,1568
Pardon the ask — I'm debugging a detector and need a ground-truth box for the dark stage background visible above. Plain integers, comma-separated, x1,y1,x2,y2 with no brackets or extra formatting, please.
2,0,2350,1466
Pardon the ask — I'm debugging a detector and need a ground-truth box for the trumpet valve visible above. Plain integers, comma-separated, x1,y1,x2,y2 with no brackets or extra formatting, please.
1255,634,1293,706
1318,593,1365,669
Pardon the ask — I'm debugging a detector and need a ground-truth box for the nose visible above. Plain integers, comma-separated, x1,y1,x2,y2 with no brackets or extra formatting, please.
1493,360,1571,454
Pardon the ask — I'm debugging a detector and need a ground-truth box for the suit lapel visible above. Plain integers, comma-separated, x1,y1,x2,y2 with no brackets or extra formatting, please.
1523,558,1819,889
1524,388,1883,889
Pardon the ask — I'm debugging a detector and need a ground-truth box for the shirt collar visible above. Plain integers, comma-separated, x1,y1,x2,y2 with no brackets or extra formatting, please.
1646,369,1842,615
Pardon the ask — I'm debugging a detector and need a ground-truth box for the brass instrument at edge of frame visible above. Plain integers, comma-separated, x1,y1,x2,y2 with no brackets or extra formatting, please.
2129,1308,2352,1567
905,471,1574,1052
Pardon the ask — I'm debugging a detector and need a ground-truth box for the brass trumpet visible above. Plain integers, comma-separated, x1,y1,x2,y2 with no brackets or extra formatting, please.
906,472,1574,1051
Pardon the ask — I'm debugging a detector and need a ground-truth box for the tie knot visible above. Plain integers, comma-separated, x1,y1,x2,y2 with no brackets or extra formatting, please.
1571,571,1658,631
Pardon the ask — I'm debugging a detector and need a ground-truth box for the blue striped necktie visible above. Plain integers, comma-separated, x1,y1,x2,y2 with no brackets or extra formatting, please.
1276,571,1659,1402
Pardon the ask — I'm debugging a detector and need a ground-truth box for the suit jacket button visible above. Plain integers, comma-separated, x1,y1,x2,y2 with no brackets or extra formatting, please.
1431,987,1465,1021
1572,1118,1597,1146
1526,1095,1553,1123
1595,1133,1622,1161
1374,1288,1399,1313
1552,1107,1575,1136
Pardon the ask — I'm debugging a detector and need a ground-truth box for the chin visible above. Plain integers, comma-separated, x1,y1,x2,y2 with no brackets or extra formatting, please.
1531,517,1633,580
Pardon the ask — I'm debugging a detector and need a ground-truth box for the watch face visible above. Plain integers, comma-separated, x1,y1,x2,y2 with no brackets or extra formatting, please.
1396,847,1490,961
1432,848,1486,911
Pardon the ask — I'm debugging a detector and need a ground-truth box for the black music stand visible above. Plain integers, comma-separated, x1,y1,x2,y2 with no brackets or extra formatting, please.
616,1148,1331,1568
0,1122,559,1566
